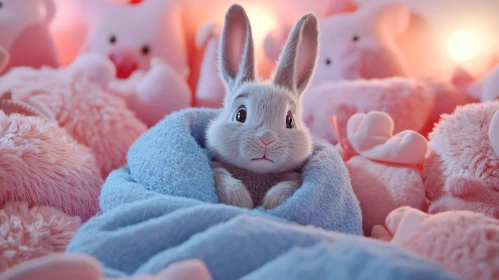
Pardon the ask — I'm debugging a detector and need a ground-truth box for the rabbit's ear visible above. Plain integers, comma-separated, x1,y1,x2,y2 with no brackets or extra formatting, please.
489,110,499,156
273,13,319,97
219,4,256,91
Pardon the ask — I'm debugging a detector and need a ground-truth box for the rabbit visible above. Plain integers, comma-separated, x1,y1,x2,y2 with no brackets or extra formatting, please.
206,4,319,210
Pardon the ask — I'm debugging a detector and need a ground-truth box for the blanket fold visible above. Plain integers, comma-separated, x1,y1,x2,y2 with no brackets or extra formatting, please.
65,108,454,279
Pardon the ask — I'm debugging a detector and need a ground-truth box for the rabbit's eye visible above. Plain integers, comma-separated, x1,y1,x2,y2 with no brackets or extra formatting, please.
141,45,150,56
352,35,360,42
109,35,117,44
286,112,295,129
325,58,332,66
235,106,247,123
0,2,3,8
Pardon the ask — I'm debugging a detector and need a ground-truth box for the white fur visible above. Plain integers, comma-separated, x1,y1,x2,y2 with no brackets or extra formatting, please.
206,5,319,209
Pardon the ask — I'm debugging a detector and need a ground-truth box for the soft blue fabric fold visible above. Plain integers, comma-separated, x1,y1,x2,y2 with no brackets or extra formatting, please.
66,108,456,279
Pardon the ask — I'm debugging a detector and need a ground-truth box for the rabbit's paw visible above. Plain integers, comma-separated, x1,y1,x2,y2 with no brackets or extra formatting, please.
263,181,299,210
214,170,253,209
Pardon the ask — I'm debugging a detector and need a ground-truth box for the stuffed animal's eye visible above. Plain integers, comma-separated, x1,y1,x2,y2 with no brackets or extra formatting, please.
109,35,117,44
235,106,247,123
141,45,150,56
325,58,332,66
352,35,360,42
286,112,295,129
0,2,3,8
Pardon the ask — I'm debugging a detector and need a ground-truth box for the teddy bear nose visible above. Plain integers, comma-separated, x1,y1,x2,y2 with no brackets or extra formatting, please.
258,130,278,145
108,46,139,79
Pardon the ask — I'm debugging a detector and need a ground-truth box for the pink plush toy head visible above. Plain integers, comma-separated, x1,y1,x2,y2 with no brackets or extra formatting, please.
79,0,187,79
0,0,59,73
423,102,499,219
311,3,410,85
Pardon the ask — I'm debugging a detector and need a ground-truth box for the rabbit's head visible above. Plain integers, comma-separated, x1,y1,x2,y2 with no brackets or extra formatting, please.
206,4,318,174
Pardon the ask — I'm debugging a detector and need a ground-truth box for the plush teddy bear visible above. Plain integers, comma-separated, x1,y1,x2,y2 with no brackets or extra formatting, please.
332,111,427,234
264,3,411,86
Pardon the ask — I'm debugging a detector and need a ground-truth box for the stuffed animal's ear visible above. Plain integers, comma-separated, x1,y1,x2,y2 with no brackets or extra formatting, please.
489,110,499,156
372,4,411,37
273,13,319,96
0,48,10,73
195,22,220,49
42,0,56,24
219,4,256,91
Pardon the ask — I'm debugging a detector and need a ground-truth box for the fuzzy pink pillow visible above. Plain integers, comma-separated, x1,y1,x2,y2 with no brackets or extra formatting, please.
372,206,499,280
0,65,148,177
0,111,102,220
0,202,81,273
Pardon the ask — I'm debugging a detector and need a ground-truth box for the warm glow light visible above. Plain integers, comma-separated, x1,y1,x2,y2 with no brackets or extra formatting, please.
243,4,278,47
447,29,483,62
242,3,278,77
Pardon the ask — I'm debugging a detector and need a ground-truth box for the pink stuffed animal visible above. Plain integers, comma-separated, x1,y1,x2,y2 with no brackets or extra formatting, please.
71,0,193,126
265,3,411,86
372,206,499,280
303,77,433,144
422,102,499,219
79,0,188,79
0,0,59,74
0,54,148,177
194,22,225,108
332,111,427,234
303,67,474,144
1,253,212,280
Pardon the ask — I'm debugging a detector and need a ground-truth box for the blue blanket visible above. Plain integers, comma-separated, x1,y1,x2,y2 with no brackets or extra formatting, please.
66,108,457,279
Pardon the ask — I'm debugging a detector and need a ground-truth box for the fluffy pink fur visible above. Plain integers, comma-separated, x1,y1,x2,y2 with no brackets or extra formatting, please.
0,66,148,177
1,253,212,280
303,77,433,144
333,112,427,234
0,202,82,273
372,206,499,280
0,112,102,220
429,175,499,219
422,102,499,204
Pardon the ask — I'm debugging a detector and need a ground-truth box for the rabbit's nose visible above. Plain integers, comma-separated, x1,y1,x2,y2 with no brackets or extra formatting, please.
257,130,278,145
